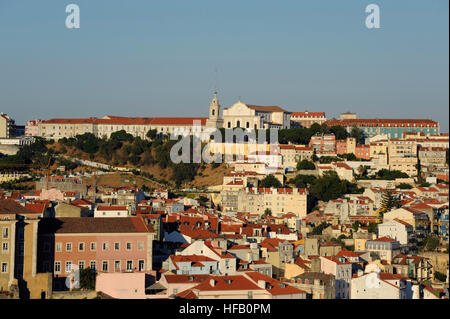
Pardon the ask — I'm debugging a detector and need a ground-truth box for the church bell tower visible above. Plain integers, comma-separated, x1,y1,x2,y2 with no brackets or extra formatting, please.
206,92,224,128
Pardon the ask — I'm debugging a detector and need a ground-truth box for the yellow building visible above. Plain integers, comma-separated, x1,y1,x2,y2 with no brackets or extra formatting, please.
0,200,52,298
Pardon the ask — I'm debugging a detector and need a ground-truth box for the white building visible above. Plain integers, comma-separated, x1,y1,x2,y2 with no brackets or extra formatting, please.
377,219,413,245
94,205,130,217
351,271,410,299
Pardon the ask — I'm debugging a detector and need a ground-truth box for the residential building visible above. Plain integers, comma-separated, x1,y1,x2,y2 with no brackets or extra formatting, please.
289,272,335,299
290,111,326,128
320,256,352,299
0,199,52,298
324,118,440,139
237,187,308,219
0,113,15,138
38,217,155,290
351,272,410,299
365,237,401,262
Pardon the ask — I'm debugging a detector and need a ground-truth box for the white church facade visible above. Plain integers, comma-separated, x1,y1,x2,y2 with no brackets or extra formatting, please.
206,93,291,130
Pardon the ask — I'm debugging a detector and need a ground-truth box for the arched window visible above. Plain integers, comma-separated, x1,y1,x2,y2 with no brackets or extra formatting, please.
246,122,250,128
212,109,215,116
237,121,240,128
228,122,231,128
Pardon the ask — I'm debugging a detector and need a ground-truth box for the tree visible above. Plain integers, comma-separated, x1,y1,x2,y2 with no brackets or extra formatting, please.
424,234,440,251
381,190,399,213
368,222,378,233
375,169,409,180
110,130,134,143
311,222,331,235
397,183,413,190
310,171,349,201
259,175,282,188
288,174,316,188
435,271,447,283
352,221,361,232
146,129,158,140
350,126,364,144
79,268,97,290
340,153,357,161
297,160,315,170
264,208,272,217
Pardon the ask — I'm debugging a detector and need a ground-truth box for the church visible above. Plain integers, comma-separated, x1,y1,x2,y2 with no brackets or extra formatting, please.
206,93,291,130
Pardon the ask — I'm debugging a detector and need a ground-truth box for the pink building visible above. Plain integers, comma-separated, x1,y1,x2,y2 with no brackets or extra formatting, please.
336,140,347,155
355,144,370,160
38,217,155,290
25,119,41,136
309,134,336,156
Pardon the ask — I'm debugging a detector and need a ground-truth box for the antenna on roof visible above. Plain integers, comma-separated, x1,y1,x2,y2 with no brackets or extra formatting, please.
213,67,218,94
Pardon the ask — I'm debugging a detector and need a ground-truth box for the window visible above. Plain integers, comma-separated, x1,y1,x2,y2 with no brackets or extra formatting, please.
90,261,96,270
102,261,109,272
114,242,120,251
54,261,61,273
103,242,109,251
79,261,85,270
115,260,121,271
90,242,96,251
2,227,8,239
126,242,132,251
2,242,8,253
66,243,72,252
78,242,85,252
126,260,133,271
56,242,62,252
1,262,8,273
138,260,145,271
138,242,144,251
65,261,72,273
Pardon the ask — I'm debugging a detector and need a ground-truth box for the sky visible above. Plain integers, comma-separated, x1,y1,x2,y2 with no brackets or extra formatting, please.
0,0,448,131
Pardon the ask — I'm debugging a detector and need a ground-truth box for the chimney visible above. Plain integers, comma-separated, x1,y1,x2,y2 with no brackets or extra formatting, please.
257,280,265,289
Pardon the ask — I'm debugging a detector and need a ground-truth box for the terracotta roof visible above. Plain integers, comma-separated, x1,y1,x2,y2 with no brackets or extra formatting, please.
163,274,210,284
245,272,306,295
371,236,397,242
38,217,153,234
291,111,325,118
246,104,289,113
96,205,128,211
0,199,37,215
188,275,262,292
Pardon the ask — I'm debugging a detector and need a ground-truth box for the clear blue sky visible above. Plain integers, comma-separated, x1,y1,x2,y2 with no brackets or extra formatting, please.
0,0,448,131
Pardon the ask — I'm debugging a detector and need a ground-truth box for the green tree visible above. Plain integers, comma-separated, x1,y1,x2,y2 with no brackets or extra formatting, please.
79,268,97,290
381,190,399,213
110,130,134,142
435,271,447,282
259,175,282,188
350,126,364,144
311,222,331,235
288,174,317,188
264,208,272,217
397,183,413,189
310,171,348,201
424,234,440,251
146,129,158,140
368,222,378,233
297,160,315,170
